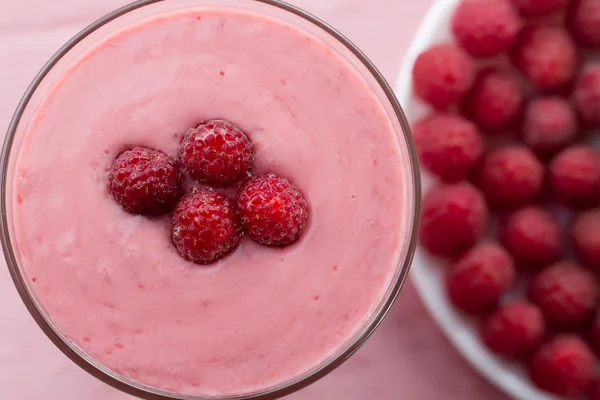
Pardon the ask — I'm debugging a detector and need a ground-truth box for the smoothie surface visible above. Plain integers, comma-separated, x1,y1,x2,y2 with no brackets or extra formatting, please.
13,7,407,396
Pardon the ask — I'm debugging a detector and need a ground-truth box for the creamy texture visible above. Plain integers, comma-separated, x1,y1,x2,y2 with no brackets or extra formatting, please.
13,7,406,397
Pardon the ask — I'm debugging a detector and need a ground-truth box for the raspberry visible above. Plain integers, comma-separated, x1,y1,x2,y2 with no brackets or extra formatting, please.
569,0,600,47
412,44,475,109
463,69,525,130
500,206,561,267
512,27,578,91
237,173,309,246
521,97,577,158
446,242,515,314
180,119,254,187
413,113,483,182
419,183,488,256
480,302,545,357
478,146,544,208
529,261,597,326
451,0,521,58
171,189,242,265
591,379,600,400
512,0,568,16
571,209,600,270
109,147,182,215
592,311,600,353
573,62,600,125
549,145,600,209
528,335,595,397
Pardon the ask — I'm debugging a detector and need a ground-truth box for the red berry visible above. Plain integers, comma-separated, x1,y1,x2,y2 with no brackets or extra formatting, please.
512,27,578,91
521,97,577,158
463,69,525,130
572,209,600,270
500,206,561,267
171,190,242,265
569,0,600,47
180,119,254,187
529,261,597,326
413,113,483,182
529,335,595,397
480,302,545,357
478,146,544,208
592,311,600,353
237,173,309,246
446,242,515,314
512,0,568,16
549,145,600,209
420,183,488,256
452,0,521,58
412,44,475,109
573,62,600,125
590,378,600,400
109,147,182,215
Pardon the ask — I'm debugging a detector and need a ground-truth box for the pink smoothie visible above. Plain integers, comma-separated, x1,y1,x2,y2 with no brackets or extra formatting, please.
12,6,407,397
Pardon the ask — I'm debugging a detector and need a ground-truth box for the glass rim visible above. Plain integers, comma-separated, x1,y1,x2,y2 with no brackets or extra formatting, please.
0,0,421,399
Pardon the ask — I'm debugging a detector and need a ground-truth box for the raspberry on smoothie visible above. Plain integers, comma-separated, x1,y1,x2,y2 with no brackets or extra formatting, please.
238,173,309,246
180,119,254,187
172,189,243,264
109,147,182,215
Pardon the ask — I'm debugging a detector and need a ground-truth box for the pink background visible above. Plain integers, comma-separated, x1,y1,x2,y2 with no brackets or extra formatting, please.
0,1,508,399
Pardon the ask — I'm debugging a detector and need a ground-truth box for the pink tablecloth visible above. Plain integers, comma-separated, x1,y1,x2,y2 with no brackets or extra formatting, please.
0,1,508,399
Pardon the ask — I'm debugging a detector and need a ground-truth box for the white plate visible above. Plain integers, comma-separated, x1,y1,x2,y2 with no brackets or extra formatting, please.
394,1,560,400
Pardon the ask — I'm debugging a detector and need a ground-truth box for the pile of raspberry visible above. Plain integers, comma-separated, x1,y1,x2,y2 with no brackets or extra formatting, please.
108,119,309,265
413,0,600,398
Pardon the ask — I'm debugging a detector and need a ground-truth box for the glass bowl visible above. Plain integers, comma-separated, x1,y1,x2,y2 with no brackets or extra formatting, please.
0,0,420,399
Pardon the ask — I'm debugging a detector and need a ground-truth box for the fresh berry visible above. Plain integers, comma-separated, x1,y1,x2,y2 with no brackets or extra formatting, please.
548,145,600,209
521,97,577,158
500,206,561,267
413,113,483,182
512,0,568,16
237,173,309,246
446,242,515,314
180,119,254,187
569,0,600,47
590,378,600,400
480,302,545,357
512,26,578,91
171,190,242,265
571,209,600,270
529,335,595,397
478,146,544,208
592,311,600,353
451,0,521,58
420,183,488,255
412,44,475,109
463,69,525,130
573,62,600,125
529,261,597,326
109,147,182,215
